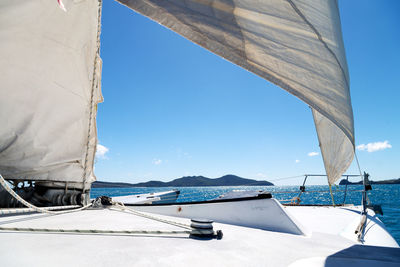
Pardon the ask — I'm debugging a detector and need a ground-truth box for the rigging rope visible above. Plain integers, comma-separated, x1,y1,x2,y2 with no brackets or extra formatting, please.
268,175,304,182
110,202,192,230
0,226,203,236
0,181,219,238
354,152,364,178
0,205,80,215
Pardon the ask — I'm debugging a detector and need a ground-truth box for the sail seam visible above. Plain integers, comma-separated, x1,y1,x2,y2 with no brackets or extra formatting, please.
82,0,102,189
285,0,350,92
247,57,355,146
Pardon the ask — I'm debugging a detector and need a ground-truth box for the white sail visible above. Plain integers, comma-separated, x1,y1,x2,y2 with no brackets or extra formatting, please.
0,0,354,189
0,0,102,190
116,0,355,184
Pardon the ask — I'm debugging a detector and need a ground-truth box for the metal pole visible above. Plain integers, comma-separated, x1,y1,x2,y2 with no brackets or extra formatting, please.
295,175,308,203
362,172,371,214
356,172,371,242
342,175,349,204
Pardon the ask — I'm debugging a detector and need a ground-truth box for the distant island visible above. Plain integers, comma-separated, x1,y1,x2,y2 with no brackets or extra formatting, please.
92,174,274,188
339,178,400,185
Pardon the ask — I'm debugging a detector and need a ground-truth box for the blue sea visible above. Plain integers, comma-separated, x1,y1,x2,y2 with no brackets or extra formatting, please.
91,184,400,244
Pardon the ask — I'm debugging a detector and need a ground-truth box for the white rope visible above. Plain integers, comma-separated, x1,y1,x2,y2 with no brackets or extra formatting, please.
0,175,222,238
0,226,202,236
0,174,92,215
355,213,367,242
0,205,80,215
354,152,364,178
110,202,192,230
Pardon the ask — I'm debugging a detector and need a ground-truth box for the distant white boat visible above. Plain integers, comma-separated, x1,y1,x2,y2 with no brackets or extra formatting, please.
0,0,399,266
111,190,180,204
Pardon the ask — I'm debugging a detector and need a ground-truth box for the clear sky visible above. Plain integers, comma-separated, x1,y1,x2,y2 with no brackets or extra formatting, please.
95,0,400,185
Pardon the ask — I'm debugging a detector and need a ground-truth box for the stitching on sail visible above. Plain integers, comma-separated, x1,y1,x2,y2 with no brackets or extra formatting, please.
285,0,350,91
82,0,103,190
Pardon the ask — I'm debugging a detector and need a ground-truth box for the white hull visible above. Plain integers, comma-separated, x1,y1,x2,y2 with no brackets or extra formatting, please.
111,190,180,204
131,197,399,248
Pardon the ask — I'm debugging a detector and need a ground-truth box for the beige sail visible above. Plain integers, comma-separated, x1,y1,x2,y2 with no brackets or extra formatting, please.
0,0,354,189
0,0,102,190
116,0,355,184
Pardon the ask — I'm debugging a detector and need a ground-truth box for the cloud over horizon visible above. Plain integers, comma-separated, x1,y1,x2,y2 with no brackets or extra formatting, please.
153,159,162,165
256,173,267,179
357,141,392,152
96,144,109,159
308,152,319,157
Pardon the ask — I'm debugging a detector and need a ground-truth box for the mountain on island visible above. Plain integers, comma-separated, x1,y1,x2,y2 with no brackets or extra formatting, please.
339,178,400,185
92,174,274,188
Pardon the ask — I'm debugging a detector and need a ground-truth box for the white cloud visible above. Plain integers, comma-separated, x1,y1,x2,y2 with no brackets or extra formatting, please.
153,159,162,165
176,148,192,159
256,173,267,178
357,140,392,152
308,152,319,157
96,144,109,159
295,159,300,163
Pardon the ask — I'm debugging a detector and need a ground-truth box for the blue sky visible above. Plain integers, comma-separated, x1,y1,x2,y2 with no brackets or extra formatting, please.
95,0,400,185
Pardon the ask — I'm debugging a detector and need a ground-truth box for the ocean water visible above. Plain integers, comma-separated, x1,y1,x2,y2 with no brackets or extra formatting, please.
91,184,400,244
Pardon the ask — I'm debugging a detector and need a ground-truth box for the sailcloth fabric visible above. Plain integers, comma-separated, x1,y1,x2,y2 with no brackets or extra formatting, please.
117,0,355,184
0,0,102,190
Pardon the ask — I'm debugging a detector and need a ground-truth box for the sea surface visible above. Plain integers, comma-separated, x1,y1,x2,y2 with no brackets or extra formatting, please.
91,184,400,244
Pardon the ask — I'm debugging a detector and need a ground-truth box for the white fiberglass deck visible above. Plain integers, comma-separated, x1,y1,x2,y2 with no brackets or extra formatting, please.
0,207,399,267
284,205,399,247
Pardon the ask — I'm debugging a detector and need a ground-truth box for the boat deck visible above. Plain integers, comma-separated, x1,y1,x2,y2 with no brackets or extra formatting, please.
0,207,399,266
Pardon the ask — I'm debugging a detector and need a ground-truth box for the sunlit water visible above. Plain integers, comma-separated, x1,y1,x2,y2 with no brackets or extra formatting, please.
91,184,400,244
